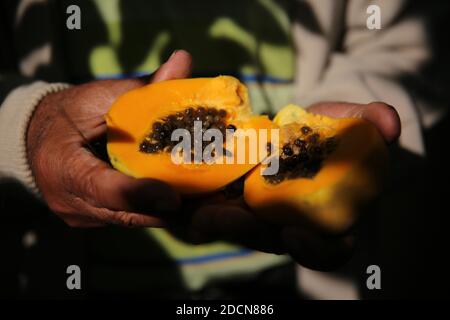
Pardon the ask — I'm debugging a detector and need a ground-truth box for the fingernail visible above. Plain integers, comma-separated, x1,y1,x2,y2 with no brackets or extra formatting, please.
167,50,179,62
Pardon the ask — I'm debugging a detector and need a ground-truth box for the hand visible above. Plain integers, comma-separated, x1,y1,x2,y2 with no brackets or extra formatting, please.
27,50,192,228
179,101,401,271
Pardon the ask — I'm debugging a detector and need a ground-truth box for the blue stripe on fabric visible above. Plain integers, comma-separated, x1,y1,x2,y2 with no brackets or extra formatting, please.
175,248,254,265
238,74,292,84
95,71,150,80
94,72,293,84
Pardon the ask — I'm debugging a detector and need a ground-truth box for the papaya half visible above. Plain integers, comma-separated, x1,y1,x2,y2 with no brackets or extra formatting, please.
106,76,387,232
106,76,272,195
244,104,387,232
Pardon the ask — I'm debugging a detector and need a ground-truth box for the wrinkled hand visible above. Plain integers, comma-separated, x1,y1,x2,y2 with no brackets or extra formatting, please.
180,101,401,271
27,50,192,227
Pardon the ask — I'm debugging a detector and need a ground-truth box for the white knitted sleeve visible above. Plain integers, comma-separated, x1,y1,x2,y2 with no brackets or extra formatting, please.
0,82,71,195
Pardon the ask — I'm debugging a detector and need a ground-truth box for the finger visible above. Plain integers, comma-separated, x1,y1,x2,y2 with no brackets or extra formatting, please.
111,50,193,89
359,102,401,143
308,102,401,143
64,195,166,228
90,206,167,228
65,146,181,217
60,214,106,228
281,226,355,271
189,204,285,254
110,50,193,88
82,49,193,116
151,50,193,83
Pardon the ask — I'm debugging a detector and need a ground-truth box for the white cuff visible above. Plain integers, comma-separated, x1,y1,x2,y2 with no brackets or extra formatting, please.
0,81,71,195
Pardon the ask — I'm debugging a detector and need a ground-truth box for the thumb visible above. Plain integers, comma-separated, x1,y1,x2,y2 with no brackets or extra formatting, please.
150,50,193,83
308,101,401,143
65,144,181,217
102,50,193,99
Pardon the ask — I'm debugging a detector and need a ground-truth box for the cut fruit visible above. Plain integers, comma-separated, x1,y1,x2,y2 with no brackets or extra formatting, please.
106,76,273,195
106,77,389,231
244,104,387,232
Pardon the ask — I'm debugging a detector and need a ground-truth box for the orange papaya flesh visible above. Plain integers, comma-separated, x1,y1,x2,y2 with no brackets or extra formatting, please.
106,76,273,195
244,104,387,233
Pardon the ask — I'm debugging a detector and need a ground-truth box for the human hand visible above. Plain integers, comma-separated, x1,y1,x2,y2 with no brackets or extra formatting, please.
27,50,192,227
179,101,401,270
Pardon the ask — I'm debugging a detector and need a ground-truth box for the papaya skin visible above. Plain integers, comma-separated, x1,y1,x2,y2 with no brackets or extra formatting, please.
244,104,388,233
106,76,273,195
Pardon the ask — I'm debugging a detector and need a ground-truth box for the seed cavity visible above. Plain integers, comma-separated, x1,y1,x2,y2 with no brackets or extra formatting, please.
301,126,312,135
139,107,235,162
294,138,305,147
264,128,339,184
282,145,293,156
